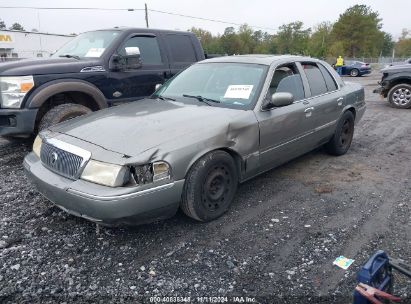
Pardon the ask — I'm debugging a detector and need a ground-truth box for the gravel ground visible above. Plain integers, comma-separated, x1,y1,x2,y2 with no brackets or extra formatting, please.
0,72,410,303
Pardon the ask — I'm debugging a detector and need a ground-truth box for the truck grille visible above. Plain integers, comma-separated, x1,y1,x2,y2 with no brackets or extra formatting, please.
40,142,84,179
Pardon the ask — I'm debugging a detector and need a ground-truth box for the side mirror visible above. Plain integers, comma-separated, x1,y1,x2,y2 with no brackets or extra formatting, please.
109,54,123,71
263,92,294,110
155,83,162,91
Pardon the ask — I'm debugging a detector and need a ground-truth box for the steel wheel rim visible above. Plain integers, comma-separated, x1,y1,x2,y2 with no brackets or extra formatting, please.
351,69,358,76
392,88,411,106
339,119,353,148
202,164,231,212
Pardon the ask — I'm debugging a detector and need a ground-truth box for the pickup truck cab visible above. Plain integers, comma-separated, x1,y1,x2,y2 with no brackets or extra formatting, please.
0,28,205,136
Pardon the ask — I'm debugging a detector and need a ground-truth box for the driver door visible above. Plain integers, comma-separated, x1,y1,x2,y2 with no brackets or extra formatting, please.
255,63,313,169
107,34,170,105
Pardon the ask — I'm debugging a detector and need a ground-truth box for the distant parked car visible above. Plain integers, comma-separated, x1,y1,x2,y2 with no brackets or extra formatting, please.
338,61,372,77
24,55,365,226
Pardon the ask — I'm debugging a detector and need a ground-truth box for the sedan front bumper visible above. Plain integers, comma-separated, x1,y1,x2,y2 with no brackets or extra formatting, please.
23,152,184,225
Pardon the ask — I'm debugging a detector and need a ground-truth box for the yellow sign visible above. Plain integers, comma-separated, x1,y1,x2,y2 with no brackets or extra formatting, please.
0,35,12,42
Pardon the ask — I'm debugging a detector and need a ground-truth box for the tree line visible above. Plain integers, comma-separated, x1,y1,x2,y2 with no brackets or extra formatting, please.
1,5,410,58
190,5,411,59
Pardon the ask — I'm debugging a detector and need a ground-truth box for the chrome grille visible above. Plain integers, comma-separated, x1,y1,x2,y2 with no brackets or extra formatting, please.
40,142,83,179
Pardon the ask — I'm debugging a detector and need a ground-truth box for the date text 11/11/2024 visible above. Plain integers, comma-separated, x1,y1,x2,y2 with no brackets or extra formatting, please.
149,296,257,303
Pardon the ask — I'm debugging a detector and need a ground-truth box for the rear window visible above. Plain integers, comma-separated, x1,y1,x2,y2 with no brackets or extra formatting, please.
318,64,338,92
301,63,328,96
165,34,197,63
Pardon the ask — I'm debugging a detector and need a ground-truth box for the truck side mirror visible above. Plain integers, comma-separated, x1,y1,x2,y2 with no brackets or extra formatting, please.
109,54,123,71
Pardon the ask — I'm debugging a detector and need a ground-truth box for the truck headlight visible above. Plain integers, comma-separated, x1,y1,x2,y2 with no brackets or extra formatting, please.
131,161,171,185
32,135,43,157
81,160,129,187
0,76,34,108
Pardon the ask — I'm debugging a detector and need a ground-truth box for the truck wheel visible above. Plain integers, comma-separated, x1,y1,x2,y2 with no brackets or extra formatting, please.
39,103,92,131
388,84,411,109
181,151,238,222
325,111,355,156
350,69,359,77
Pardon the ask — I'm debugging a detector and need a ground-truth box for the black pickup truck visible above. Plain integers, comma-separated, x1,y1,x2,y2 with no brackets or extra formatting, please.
0,28,205,136
374,64,411,109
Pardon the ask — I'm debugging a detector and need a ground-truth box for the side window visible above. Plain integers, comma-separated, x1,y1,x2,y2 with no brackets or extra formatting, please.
318,64,338,91
119,36,162,65
164,34,197,63
268,64,305,101
301,63,328,96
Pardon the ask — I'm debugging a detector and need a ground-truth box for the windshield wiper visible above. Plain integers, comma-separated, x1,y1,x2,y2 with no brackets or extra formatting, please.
182,94,220,106
153,95,176,101
58,54,81,60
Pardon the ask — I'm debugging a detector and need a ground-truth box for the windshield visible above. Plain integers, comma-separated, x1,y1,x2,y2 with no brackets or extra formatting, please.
154,62,268,109
53,30,120,59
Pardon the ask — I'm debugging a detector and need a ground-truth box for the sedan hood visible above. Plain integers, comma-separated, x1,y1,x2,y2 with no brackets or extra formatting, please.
50,99,251,157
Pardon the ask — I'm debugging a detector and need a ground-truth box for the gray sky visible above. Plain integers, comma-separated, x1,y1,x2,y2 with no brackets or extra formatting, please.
0,0,409,39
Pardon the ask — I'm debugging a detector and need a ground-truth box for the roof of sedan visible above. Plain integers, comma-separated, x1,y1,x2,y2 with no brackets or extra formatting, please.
202,54,316,65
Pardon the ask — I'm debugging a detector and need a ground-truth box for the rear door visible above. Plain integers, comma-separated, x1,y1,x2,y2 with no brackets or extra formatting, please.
163,34,202,77
298,61,343,143
107,34,170,104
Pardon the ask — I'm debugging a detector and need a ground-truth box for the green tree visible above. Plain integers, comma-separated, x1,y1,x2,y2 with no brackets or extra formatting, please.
237,24,255,53
330,5,383,57
220,27,242,55
308,22,333,58
0,19,5,30
381,32,395,56
395,29,411,57
277,21,311,55
9,22,24,31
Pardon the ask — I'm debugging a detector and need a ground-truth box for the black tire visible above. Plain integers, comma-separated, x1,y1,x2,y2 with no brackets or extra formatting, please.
387,84,411,109
181,151,238,222
38,103,92,131
350,69,359,77
326,111,355,156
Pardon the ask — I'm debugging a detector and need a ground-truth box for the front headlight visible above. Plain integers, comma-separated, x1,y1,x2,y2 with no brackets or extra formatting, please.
81,160,129,187
131,161,171,185
32,135,43,157
0,76,34,108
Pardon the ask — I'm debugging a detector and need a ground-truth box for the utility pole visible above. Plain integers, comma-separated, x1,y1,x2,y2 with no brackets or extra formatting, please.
145,3,149,28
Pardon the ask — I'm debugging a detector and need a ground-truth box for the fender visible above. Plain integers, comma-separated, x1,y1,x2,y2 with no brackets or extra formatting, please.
25,79,108,109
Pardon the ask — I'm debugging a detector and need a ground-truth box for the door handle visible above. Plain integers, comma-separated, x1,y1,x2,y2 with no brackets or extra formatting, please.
304,107,314,113
337,97,344,106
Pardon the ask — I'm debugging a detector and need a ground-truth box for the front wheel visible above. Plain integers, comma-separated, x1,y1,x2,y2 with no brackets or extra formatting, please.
326,111,355,156
38,103,92,131
388,84,411,109
181,151,238,222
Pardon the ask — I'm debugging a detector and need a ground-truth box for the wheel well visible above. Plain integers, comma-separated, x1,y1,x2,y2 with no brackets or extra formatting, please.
346,107,356,119
35,91,100,126
388,78,411,91
186,148,244,180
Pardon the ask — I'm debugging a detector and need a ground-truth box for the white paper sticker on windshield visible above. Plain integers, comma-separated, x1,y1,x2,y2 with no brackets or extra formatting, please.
224,85,253,99
85,48,105,57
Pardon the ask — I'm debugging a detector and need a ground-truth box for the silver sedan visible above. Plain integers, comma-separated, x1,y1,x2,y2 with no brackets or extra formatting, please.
24,55,365,225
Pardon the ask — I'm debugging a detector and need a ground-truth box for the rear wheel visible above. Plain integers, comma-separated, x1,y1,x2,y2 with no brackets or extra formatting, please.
38,103,92,131
388,84,411,109
326,111,355,156
350,69,359,77
181,151,238,222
